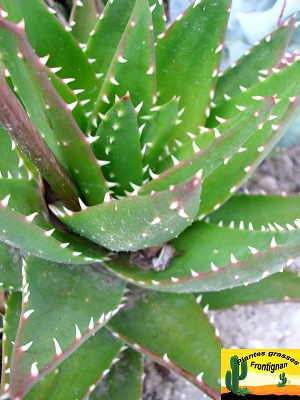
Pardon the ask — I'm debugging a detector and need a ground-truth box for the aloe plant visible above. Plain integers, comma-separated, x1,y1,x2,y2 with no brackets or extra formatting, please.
0,0,300,399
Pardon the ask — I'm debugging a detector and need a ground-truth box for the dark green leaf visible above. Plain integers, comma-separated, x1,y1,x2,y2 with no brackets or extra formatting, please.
1,0,100,114
54,173,202,251
86,0,155,126
200,269,300,310
93,96,143,196
9,257,125,399
156,0,231,145
105,222,300,292
214,17,296,104
24,330,123,400
0,19,108,205
91,348,143,400
108,290,222,398
208,194,300,230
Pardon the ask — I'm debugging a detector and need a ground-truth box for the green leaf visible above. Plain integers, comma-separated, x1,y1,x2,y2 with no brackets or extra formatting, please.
0,177,110,266
0,73,81,211
24,330,123,400
105,222,300,293
155,0,231,145
8,257,125,399
141,98,178,170
200,269,300,310
0,177,63,223
0,241,23,290
140,98,274,194
148,0,166,41
213,17,296,105
0,193,107,265
47,71,88,133
53,173,202,251
1,0,100,114
85,0,136,79
86,0,155,126
207,194,300,230
0,18,109,205
108,290,222,398
91,348,143,400
69,0,100,44
92,96,144,196
199,80,300,218
0,125,28,179
209,59,300,125
1,291,22,392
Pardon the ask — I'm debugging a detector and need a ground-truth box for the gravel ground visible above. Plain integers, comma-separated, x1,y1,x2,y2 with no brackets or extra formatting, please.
143,144,300,400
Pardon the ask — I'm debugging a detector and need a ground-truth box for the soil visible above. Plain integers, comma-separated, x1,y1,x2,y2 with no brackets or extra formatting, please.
142,144,300,400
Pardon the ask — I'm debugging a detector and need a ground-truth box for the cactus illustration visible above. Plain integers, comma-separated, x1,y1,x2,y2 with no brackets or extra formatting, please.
225,355,248,394
277,372,288,387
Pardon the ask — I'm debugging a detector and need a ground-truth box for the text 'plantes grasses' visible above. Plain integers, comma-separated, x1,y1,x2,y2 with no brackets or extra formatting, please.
0,0,300,399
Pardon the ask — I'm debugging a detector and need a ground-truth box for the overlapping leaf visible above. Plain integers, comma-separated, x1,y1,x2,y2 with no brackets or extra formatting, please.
1,0,100,113
108,289,222,399
0,178,108,264
198,67,300,218
0,18,108,205
214,16,296,104
92,96,144,196
199,269,300,310
105,222,300,292
140,98,274,194
8,257,125,399
86,0,155,126
156,0,231,145
91,348,143,400
23,330,123,400
52,173,202,251
208,194,300,230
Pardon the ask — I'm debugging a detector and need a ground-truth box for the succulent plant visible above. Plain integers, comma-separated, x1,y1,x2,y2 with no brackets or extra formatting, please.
0,0,300,399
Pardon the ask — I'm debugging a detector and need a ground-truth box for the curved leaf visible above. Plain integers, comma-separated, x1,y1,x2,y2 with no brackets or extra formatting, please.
140,97,274,194
23,330,123,400
0,194,107,265
0,241,22,290
92,96,144,196
105,222,300,292
200,269,300,310
1,0,100,113
156,0,231,145
214,17,296,104
208,194,300,230
0,18,108,205
86,0,155,127
199,92,300,218
108,289,222,399
53,173,202,251
0,73,81,211
8,257,125,399
91,348,143,400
